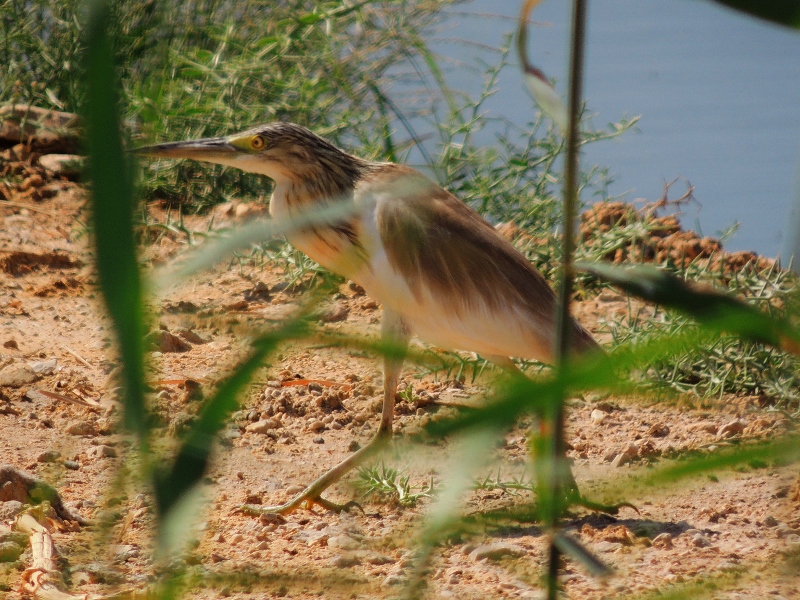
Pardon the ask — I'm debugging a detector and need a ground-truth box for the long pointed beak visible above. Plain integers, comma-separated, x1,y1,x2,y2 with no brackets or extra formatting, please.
133,137,240,162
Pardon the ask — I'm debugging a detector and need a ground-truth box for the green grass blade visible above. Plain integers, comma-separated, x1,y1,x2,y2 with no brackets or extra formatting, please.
81,0,148,442
641,435,800,487
579,262,800,352
553,531,612,578
151,200,359,290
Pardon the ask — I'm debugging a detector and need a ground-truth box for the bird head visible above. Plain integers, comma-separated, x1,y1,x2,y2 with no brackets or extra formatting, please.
134,122,356,184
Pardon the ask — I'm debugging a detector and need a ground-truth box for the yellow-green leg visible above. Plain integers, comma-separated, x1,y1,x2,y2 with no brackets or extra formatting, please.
240,308,411,515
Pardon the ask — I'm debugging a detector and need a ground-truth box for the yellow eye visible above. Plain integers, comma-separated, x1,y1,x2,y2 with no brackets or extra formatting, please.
251,135,265,150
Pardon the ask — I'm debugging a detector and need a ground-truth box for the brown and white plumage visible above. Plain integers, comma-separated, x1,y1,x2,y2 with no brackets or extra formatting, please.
136,122,600,513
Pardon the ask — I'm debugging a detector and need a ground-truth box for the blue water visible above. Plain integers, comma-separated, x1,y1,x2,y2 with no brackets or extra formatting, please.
425,0,800,259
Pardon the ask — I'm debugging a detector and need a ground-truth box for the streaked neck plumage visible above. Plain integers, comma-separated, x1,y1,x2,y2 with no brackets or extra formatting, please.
260,133,373,216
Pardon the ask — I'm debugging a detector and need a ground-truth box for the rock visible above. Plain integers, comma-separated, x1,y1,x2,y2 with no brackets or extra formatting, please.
590,409,607,425
66,420,96,436
652,532,673,549
691,421,719,434
595,541,623,553
0,363,39,387
0,541,24,562
327,535,360,550
37,450,61,463
146,330,192,353
785,534,800,549
764,515,779,528
113,544,139,562
307,419,326,433
64,460,80,471
243,281,271,302
174,328,210,345
29,358,57,375
332,554,361,568
0,501,24,520
691,533,711,548
38,154,85,178
611,443,638,468
246,418,282,434
469,542,526,561
319,301,349,323
382,575,405,587
647,422,670,437
602,447,619,462
717,419,746,438
88,445,116,458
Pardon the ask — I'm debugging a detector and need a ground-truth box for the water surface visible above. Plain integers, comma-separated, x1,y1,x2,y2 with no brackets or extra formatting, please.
428,0,800,258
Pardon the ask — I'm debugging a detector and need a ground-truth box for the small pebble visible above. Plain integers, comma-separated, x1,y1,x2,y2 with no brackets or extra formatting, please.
37,450,61,463
0,363,39,387
66,420,96,436
469,542,526,561
0,541,24,563
246,418,282,434
308,419,326,433
64,460,80,470
717,418,746,438
692,533,711,548
327,535,360,550
88,445,117,458
652,533,673,549
0,501,25,520
595,541,623,553
332,555,361,568
647,422,670,437
590,409,607,425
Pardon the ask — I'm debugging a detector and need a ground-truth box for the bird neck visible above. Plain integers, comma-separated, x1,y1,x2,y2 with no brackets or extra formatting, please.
271,146,372,209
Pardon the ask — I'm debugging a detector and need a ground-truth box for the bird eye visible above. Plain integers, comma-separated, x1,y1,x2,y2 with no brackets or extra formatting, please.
251,135,265,150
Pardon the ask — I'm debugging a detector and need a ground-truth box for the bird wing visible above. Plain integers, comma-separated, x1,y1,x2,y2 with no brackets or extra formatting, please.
360,165,598,362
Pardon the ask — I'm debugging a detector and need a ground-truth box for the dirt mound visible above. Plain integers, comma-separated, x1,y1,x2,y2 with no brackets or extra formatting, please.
580,200,774,273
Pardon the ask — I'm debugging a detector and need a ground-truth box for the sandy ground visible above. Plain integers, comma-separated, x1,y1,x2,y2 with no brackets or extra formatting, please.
0,150,799,600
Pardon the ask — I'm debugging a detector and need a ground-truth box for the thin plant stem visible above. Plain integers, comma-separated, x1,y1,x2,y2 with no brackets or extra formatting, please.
549,0,589,598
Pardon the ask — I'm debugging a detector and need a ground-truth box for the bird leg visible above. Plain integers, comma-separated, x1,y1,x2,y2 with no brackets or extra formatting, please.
488,356,636,515
240,309,411,516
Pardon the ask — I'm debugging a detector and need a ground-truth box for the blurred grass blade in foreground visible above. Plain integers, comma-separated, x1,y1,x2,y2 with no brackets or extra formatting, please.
151,200,358,290
579,262,800,354
81,0,148,443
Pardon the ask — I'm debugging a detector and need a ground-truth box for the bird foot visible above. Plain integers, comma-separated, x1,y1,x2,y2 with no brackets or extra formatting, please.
567,491,639,516
237,494,363,517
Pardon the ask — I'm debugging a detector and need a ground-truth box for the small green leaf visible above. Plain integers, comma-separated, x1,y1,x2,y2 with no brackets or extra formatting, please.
81,0,148,441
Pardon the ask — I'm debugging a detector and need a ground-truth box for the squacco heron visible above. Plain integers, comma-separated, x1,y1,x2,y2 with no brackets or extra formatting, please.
136,122,600,514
